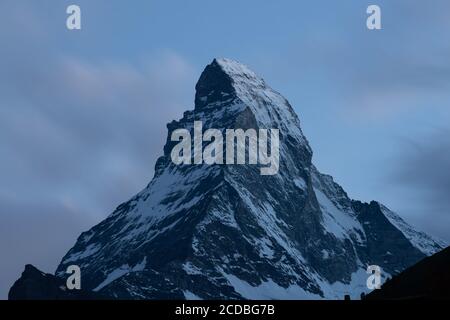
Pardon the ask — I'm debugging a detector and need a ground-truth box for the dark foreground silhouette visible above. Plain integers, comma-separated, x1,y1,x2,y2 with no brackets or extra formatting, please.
365,246,450,300
8,264,102,300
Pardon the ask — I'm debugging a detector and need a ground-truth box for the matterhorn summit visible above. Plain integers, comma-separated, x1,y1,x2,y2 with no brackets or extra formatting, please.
48,58,445,299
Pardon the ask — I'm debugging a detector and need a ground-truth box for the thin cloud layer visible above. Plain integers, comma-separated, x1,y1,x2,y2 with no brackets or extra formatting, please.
0,2,197,298
386,129,450,241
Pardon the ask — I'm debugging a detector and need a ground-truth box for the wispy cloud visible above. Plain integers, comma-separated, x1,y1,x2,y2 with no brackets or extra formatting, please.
0,2,197,298
386,128,450,241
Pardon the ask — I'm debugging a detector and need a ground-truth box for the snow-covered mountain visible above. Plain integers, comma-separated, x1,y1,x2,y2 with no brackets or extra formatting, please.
54,58,446,299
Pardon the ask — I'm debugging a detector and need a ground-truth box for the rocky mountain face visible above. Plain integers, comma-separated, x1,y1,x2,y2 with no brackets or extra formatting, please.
43,58,445,299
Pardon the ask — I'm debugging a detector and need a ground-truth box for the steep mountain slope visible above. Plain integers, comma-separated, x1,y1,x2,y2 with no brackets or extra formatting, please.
53,58,445,299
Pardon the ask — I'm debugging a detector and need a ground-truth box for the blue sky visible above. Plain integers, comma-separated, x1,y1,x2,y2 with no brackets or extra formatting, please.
1,0,450,298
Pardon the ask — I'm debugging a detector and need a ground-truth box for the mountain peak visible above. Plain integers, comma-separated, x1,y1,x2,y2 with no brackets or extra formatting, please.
193,58,311,154
195,58,265,110
214,58,265,85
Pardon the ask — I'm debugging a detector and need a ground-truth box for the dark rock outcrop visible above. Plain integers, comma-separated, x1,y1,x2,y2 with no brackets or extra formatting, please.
8,264,100,300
